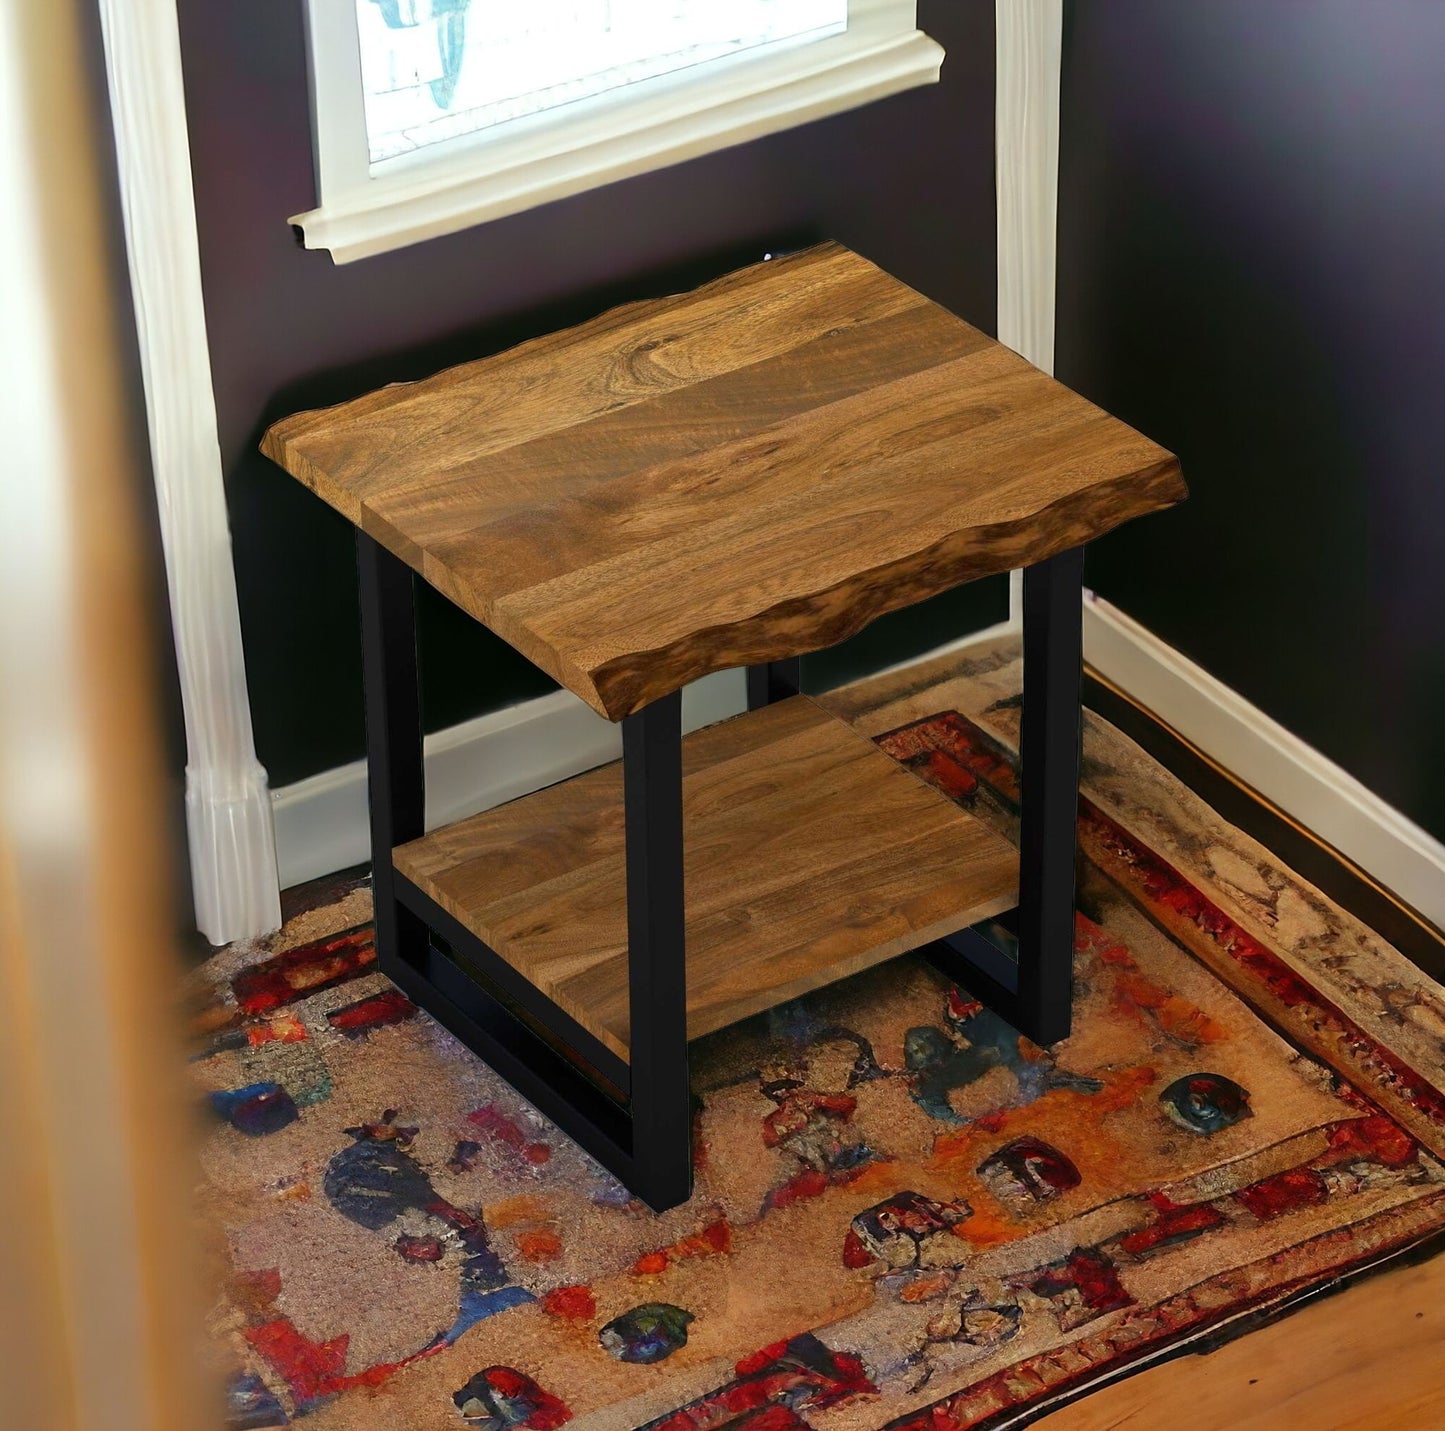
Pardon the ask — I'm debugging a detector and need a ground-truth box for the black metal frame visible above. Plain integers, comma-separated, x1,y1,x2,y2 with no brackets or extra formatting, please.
356,531,1084,1211
357,534,692,1210
923,547,1085,1046
746,656,801,711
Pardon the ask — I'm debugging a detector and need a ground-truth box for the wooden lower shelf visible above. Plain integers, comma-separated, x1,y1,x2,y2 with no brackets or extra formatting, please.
393,696,1018,1062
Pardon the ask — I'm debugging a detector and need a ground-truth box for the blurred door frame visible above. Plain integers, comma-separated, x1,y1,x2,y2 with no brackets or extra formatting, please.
0,3,212,1428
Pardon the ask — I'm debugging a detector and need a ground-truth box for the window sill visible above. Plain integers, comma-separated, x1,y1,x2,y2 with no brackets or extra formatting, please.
291,25,943,264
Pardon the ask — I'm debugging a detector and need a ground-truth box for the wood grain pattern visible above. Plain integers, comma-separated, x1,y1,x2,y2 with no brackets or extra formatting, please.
262,243,1185,718
1035,1250,1445,1431
393,696,1018,1061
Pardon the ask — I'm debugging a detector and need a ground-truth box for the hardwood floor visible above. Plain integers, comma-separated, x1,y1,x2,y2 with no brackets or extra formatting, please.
1037,1247,1445,1431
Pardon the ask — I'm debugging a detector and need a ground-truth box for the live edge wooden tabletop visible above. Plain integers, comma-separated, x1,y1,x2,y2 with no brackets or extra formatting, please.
262,242,1186,721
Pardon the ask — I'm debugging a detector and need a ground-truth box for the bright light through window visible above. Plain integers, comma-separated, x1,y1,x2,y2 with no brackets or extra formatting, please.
357,0,850,164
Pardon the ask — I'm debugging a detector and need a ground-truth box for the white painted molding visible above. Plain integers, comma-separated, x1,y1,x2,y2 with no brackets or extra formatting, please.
273,670,748,890
96,0,282,943
271,624,1037,888
272,628,1021,891
994,0,1063,372
295,0,942,263
995,0,1063,625
864,619,1020,686
1084,594,1445,932
273,590,1445,937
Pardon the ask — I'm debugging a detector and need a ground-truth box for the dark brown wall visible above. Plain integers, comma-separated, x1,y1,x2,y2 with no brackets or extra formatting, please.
1058,1,1445,841
177,1,1000,788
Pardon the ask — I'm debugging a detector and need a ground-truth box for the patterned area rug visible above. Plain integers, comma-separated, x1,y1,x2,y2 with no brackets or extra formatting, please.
193,640,1445,1431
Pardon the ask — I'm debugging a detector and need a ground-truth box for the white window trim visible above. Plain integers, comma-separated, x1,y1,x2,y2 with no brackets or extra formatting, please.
996,0,1063,624
95,0,282,944
294,0,944,263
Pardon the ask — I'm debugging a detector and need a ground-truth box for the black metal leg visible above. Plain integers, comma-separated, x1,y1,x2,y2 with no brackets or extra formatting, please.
747,656,802,710
394,875,631,1092
927,547,1083,1046
356,533,427,969
622,691,693,1211
357,533,695,1209
1014,546,1084,1045
353,534,698,1207
357,528,1076,1202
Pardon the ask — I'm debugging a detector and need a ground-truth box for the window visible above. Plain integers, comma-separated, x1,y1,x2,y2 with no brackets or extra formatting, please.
295,0,942,262
357,2,851,165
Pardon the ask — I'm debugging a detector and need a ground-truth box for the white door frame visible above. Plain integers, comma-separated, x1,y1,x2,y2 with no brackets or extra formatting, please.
96,0,281,944
995,0,1064,622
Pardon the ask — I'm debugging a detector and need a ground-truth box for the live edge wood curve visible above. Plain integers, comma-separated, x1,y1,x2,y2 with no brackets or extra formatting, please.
262,243,1186,720
393,697,1019,1062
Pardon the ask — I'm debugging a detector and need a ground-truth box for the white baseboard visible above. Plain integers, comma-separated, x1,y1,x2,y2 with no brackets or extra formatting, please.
1084,593,1445,932
866,618,1020,681
187,760,282,943
272,669,747,890
269,623,1023,891
274,600,1445,936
